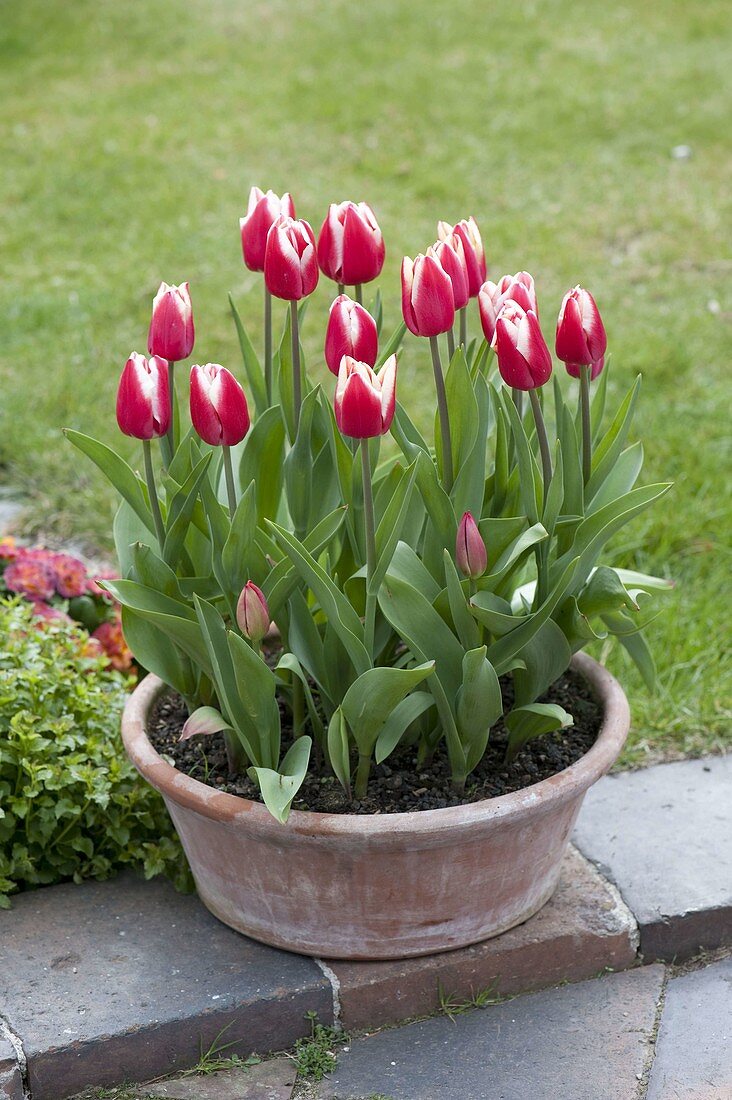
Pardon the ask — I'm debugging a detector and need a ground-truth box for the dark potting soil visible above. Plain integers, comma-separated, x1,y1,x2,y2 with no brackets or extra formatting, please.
147,669,603,815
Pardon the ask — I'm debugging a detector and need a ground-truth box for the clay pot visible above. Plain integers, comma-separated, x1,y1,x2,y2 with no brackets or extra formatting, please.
121,653,629,960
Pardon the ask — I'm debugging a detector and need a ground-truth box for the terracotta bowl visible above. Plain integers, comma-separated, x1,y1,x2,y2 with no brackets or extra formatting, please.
121,652,629,959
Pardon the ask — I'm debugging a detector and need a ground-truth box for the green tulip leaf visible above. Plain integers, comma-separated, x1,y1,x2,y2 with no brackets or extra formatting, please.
250,736,312,824
341,661,435,757
229,292,268,415
505,703,573,763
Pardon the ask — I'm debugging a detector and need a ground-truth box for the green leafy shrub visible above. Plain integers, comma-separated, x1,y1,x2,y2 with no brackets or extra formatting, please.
0,598,189,906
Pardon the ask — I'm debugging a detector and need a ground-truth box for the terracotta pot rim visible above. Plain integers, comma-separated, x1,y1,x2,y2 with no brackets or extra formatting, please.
121,651,629,838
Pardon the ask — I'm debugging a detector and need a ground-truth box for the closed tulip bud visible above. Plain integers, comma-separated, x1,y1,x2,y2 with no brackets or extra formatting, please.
240,187,295,272
556,286,607,379
478,271,538,345
431,238,469,310
189,364,250,447
493,303,553,391
116,353,171,439
147,282,194,362
236,581,270,644
456,511,487,579
401,253,455,337
438,217,486,297
264,216,319,301
317,201,385,286
325,295,379,376
335,354,397,439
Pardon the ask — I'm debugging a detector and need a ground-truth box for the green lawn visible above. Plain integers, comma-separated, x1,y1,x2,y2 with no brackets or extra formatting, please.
1,0,729,761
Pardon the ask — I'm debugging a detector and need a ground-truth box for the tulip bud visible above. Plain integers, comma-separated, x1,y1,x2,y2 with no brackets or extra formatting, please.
456,512,487,579
324,295,379,376
431,238,469,311
317,201,385,286
335,355,397,439
189,364,250,447
555,286,607,379
240,187,296,272
264,216,319,301
493,303,553,391
236,581,270,644
437,217,486,297
401,254,455,338
147,282,194,362
479,271,539,345
116,353,171,439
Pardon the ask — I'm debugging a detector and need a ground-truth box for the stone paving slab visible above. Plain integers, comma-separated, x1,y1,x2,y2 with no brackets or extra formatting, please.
0,1035,22,1100
574,755,732,961
136,1055,297,1099
326,846,638,1030
646,955,732,1100
314,964,665,1100
0,874,331,1100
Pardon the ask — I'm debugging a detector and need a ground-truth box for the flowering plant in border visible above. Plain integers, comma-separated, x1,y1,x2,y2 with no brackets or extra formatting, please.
67,192,672,823
0,538,134,673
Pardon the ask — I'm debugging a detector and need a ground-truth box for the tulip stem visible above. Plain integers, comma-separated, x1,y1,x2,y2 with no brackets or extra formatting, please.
142,440,166,554
459,306,467,349
580,364,592,485
337,282,345,296
528,388,553,497
289,300,302,433
354,283,363,305
429,336,454,493
360,438,378,657
264,287,273,405
222,445,238,516
447,326,456,362
164,360,177,466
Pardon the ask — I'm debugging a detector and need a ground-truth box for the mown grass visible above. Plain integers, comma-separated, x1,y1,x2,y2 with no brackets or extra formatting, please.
0,0,729,759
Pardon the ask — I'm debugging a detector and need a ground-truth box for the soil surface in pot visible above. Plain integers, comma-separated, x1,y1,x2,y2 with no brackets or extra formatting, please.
147,670,603,814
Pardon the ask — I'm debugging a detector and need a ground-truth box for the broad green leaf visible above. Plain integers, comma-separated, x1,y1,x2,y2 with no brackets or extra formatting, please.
276,652,326,743
284,386,319,537
250,736,312,824
228,632,280,767
468,589,517,637
193,596,259,762
114,499,154,578
586,442,644,515
456,646,503,773
378,571,464,698
327,709,351,794
482,521,548,585
490,391,510,516
120,608,197,700
285,588,331,705
375,692,435,764
609,622,657,690
500,390,541,523
434,348,478,489
591,360,610,441
221,480,258,595
611,567,675,591
559,404,584,517
513,619,572,706
376,319,407,367
262,506,347,618
442,549,481,650
162,453,213,569
130,542,183,601
586,375,641,499
371,460,418,593
341,662,435,756
578,566,639,618
239,406,286,526
65,430,154,535
505,703,573,763
452,369,491,519
103,579,213,676
542,442,564,538
229,292,268,414
384,541,441,602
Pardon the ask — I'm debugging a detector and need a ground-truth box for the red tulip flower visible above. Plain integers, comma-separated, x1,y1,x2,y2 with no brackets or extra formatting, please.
324,295,379,376
478,271,538,345
147,282,194,362
437,217,486,297
556,286,607,379
240,187,295,273
236,581,270,645
456,511,487,579
401,253,455,337
116,353,171,439
431,238,469,311
493,303,553,391
189,364,251,447
317,201,385,286
335,355,397,439
264,216,319,301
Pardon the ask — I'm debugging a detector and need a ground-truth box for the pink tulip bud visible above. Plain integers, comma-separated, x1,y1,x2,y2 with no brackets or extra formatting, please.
556,286,607,380
456,511,487,578
493,303,553,391
430,238,469,311
317,201,385,286
240,187,296,273
437,217,486,297
324,295,379,376
116,353,171,439
401,254,455,338
147,282,194,362
479,271,539,345
236,581,270,644
264,216,319,301
334,355,397,439
189,364,250,447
